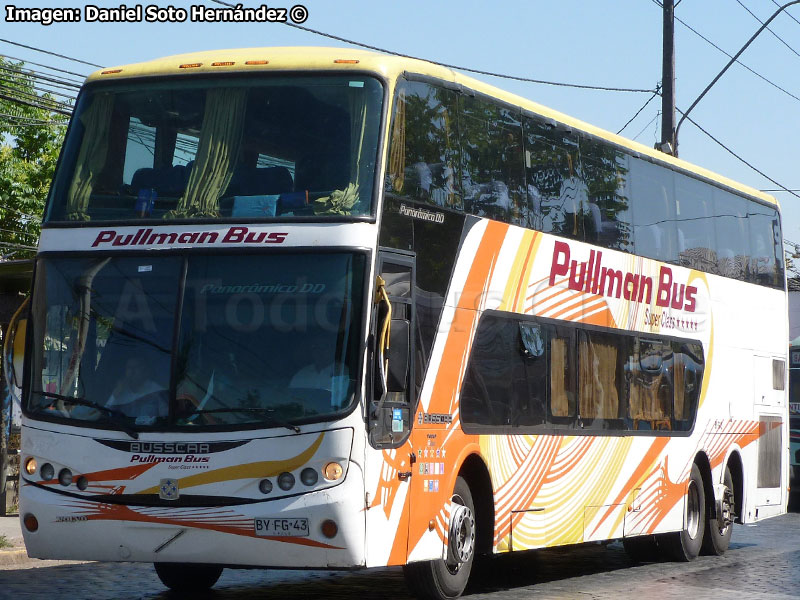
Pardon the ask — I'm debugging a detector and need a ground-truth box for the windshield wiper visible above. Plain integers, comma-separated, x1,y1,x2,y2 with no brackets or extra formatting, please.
32,391,139,439
188,407,301,433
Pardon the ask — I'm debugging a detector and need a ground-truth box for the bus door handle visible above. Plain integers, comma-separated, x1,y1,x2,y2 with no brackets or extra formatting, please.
398,471,412,481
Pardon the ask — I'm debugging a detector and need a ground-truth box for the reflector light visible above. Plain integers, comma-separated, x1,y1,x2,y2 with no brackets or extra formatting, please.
179,63,203,69
24,457,37,475
321,519,338,539
259,479,273,494
23,514,38,533
245,60,269,65
76,476,89,491
334,59,359,64
323,462,343,481
211,61,235,66
101,69,122,74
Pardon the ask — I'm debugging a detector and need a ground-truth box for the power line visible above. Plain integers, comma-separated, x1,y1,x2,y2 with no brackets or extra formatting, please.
678,107,800,201
207,0,657,94
0,64,82,90
617,84,661,134
0,84,74,113
0,53,89,79
632,110,661,142
735,0,800,58
653,0,800,104
0,92,71,116
772,0,800,27
0,38,102,69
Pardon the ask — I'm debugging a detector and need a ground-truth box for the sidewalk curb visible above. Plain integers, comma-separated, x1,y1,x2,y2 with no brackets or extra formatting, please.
0,548,31,567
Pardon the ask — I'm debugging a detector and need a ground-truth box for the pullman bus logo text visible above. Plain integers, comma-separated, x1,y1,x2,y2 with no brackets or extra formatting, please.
91,227,288,248
549,240,698,312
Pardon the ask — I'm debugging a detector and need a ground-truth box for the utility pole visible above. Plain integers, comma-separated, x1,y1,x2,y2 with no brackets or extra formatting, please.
659,0,677,156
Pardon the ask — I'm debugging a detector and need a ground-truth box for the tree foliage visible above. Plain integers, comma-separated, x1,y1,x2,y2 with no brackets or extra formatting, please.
0,58,69,259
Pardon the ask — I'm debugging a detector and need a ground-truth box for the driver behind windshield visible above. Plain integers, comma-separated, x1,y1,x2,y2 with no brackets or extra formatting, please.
106,356,167,421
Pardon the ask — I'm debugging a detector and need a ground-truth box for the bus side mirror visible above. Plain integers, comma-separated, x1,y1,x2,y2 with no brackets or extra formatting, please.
387,319,410,393
4,298,29,404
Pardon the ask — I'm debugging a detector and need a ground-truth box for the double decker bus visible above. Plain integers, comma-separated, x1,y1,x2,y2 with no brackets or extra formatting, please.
9,47,788,599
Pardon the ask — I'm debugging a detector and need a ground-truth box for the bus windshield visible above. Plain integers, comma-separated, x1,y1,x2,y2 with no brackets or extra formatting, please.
46,75,383,222
29,252,366,431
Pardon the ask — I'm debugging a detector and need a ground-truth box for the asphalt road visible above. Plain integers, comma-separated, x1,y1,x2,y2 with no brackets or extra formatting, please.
1,496,799,599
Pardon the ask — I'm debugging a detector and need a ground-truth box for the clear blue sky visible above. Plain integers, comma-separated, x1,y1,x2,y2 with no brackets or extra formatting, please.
4,0,800,249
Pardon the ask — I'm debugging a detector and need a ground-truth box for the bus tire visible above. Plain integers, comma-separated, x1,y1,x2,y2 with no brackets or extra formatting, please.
662,463,705,562
154,562,223,592
402,476,475,600
701,466,734,555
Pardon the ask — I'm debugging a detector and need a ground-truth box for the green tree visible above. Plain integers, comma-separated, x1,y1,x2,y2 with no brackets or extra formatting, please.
0,58,70,259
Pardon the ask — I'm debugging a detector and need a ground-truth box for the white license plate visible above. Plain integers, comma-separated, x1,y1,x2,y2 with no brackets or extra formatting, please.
254,517,309,537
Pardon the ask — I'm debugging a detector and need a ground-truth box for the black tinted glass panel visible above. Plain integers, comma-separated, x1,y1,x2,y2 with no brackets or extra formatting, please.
630,158,678,264
714,189,750,280
386,81,461,209
675,172,717,273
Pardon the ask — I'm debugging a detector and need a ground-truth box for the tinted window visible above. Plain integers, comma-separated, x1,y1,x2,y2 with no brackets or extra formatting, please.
460,95,524,222
675,172,717,273
748,203,783,287
578,330,628,428
580,137,633,252
674,341,703,431
630,158,678,264
386,81,462,210
524,117,588,239
628,338,674,431
714,189,750,280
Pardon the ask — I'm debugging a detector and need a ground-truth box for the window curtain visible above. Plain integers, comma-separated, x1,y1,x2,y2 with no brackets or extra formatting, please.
388,88,406,192
550,338,571,417
579,337,619,419
166,88,247,218
65,94,115,221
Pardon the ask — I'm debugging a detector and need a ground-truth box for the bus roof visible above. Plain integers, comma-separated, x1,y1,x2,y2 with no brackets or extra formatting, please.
88,46,776,207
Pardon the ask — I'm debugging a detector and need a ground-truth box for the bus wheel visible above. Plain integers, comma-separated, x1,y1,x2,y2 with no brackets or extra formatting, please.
154,562,223,592
662,463,705,561
701,466,734,555
403,476,475,600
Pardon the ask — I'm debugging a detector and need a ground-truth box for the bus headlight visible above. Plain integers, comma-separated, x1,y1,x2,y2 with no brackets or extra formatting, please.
258,479,273,494
24,457,37,476
58,469,73,486
277,472,295,491
300,468,318,486
40,463,55,481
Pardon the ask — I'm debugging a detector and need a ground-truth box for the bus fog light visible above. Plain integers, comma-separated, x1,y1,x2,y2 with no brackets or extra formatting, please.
277,472,295,491
40,463,54,481
23,513,38,533
258,479,273,494
321,519,338,538
76,476,89,491
58,469,73,486
323,462,343,481
24,457,37,476
300,468,318,486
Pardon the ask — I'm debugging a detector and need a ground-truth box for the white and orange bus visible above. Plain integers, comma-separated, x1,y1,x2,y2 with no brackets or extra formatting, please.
8,47,788,599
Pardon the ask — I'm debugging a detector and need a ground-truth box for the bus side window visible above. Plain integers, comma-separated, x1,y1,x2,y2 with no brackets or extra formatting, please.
524,117,586,241
577,330,627,430
628,338,674,431
548,325,576,427
630,157,679,265
385,81,462,210
674,341,704,431
713,189,750,281
459,95,525,225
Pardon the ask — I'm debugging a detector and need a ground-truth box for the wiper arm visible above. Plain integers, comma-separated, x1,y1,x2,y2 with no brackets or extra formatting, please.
189,407,301,433
32,391,139,439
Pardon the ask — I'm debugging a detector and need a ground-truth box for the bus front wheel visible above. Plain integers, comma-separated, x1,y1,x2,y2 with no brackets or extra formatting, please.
154,562,223,592
403,476,475,600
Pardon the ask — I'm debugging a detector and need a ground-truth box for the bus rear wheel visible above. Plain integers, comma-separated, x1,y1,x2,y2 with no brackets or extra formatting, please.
701,466,734,555
154,562,223,592
403,476,475,600
661,463,705,562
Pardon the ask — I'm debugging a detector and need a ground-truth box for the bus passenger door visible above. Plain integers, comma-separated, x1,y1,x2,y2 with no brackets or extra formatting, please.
365,250,416,566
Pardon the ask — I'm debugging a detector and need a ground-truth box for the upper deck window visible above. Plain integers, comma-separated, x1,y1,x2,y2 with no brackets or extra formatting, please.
46,75,384,222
